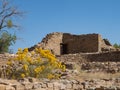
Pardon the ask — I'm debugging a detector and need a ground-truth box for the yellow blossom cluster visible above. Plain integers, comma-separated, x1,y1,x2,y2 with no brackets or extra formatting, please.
4,48,66,79
34,65,45,74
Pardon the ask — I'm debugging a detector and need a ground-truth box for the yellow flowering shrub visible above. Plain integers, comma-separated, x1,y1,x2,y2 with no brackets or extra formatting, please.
3,48,66,79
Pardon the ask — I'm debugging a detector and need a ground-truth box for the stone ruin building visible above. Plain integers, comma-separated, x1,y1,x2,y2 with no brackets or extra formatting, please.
29,32,115,55
0,32,120,90
28,32,120,75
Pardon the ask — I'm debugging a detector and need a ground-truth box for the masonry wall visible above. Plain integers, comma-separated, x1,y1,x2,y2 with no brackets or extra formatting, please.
29,32,115,55
62,33,100,54
58,51,120,63
37,32,63,55
0,54,15,67
86,51,120,62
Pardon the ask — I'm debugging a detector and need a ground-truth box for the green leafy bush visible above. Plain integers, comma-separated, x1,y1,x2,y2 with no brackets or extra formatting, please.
113,43,120,48
0,32,16,53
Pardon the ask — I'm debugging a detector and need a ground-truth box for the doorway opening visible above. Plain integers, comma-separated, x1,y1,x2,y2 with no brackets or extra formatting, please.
60,43,68,55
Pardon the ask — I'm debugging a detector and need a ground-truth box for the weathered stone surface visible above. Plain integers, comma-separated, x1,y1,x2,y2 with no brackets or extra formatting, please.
53,82,60,89
24,83,33,90
0,78,119,90
41,83,47,88
0,84,6,90
29,32,116,55
65,62,74,70
6,85,15,90
47,83,53,88
60,83,66,89
66,83,72,89
72,83,82,90
32,82,41,89
13,84,25,90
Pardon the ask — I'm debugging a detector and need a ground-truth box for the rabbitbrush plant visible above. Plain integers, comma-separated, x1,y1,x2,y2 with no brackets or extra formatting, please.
2,48,66,79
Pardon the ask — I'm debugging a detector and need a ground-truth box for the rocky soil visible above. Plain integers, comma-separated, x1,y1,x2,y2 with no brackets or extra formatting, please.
0,62,120,90
0,54,120,90
0,77,120,90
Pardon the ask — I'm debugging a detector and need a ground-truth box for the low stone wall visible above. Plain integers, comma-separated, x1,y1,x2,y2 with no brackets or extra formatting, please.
58,51,120,62
81,62,120,73
0,54,16,67
0,54,15,60
57,51,120,73
86,51,120,62
0,78,120,90
57,53,87,63
0,52,120,90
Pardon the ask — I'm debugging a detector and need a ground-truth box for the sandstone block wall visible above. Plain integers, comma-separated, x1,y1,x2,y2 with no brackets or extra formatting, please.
86,51,120,62
29,32,115,55
58,51,120,63
0,54,15,66
36,32,63,55
62,33,100,54
0,78,119,90
58,51,120,73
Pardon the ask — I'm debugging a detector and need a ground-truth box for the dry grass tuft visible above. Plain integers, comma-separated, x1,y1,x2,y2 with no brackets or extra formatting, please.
68,63,120,80
78,72,120,80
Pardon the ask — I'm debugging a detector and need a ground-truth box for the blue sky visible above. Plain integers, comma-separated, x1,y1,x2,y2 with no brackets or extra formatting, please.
10,0,120,52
